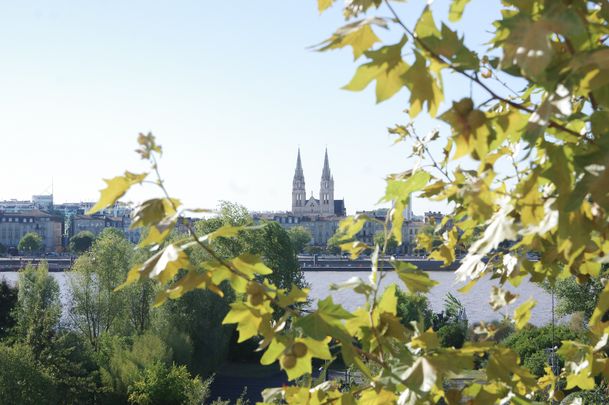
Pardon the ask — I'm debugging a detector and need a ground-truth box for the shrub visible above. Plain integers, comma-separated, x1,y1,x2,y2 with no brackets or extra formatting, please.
100,332,172,398
0,278,17,340
395,288,433,329
127,362,210,405
502,325,583,377
68,231,96,254
0,344,56,405
437,323,467,349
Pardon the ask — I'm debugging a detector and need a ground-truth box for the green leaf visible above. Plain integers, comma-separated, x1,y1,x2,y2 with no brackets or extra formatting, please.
335,215,369,241
137,215,177,248
378,284,397,315
87,171,147,215
456,203,518,281
448,0,471,22
276,286,310,308
504,17,553,78
489,286,518,311
391,260,438,293
117,244,192,290
208,254,272,293
401,357,437,392
223,302,269,342
402,51,444,117
130,198,180,229
260,338,287,365
276,337,333,381
317,0,333,13
153,269,223,306
315,17,386,60
296,296,354,341
383,170,431,244
342,36,409,103
558,340,595,390
589,282,609,328
514,298,536,330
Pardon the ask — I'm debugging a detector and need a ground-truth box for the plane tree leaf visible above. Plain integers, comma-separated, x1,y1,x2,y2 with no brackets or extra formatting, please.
87,172,147,215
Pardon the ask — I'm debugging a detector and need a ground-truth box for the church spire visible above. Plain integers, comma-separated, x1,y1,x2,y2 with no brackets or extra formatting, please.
294,148,304,181
321,148,331,180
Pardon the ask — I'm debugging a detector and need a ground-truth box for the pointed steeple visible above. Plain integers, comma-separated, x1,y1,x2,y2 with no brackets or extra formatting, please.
294,148,304,180
321,148,331,180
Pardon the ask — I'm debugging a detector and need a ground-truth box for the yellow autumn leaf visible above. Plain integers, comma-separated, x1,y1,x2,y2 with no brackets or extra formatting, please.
514,298,536,330
87,171,147,215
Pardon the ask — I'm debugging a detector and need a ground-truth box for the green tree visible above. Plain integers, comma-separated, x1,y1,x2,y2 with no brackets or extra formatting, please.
157,288,233,377
0,278,17,340
246,222,306,291
41,332,103,404
99,332,173,399
287,226,312,254
503,325,583,377
0,344,56,405
67,228,134,350
18,232,43,255
395,287,432,329
544,269,608,323
325,234,342,255
68,231,96,255
373,231,398,255
14,262,61,358
193,202,307,291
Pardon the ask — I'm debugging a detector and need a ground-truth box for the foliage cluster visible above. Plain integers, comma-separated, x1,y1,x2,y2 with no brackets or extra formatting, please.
18,232,43,255
82,0,609,401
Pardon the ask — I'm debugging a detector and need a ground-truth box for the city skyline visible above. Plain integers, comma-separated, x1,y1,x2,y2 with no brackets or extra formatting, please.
0,0,499,215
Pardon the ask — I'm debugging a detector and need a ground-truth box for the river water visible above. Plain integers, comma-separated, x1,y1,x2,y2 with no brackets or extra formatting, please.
304,271,555,325
0,270,555,326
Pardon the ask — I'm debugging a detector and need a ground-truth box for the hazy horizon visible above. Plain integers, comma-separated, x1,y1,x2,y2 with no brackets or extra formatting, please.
0,0,501,215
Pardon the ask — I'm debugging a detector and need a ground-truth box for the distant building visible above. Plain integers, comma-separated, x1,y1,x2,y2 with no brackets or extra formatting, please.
71,214,141,244
32,194,53,211
356,208,424,253
251,148,426,250
254,213,340,246
0,210,63,252
424,211,443,224
291,149,346,217
0,199,36,213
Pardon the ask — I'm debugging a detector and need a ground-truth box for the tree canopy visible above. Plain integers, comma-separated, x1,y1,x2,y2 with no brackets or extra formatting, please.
287,226,312,254
18,232,43,255
68,231,96,255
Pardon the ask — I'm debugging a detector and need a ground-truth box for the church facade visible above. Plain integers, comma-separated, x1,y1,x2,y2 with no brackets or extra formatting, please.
291,148,346,217
253,148,425,249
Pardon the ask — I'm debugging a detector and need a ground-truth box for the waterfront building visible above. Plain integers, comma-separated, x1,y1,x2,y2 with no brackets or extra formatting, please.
0,210,63,252
71,214,141,244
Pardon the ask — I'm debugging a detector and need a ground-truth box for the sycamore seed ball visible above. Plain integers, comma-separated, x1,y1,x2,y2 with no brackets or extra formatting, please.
292,342,308,358
281,354,297,369
467,110,486,129
246,282,264,296
454,98,474,116
250,293,264,306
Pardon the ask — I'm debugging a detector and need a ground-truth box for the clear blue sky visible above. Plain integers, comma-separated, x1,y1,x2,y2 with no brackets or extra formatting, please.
0,0,502,215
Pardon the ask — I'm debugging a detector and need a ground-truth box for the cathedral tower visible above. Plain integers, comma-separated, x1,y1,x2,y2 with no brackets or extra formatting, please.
319,148,335,215
292,148,306,215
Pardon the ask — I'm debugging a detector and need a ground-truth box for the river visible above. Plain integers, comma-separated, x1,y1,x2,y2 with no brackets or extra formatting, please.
0,270,556,325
